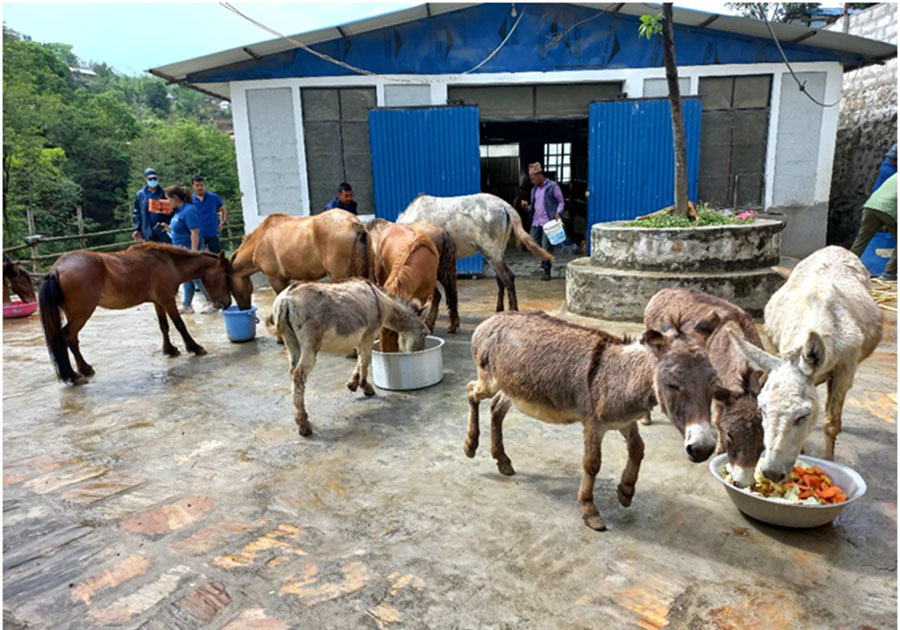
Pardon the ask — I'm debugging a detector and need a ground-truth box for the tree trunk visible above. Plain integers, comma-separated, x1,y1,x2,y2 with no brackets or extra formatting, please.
662,3,690,218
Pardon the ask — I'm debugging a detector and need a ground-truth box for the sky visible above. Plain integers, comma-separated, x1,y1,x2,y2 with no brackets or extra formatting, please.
1,1,851,76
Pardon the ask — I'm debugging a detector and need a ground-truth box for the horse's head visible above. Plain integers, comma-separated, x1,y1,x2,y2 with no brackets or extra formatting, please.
730,330,823,482
642,315,721,463
227,249,253,310
201,252,233,310
3,255,35,303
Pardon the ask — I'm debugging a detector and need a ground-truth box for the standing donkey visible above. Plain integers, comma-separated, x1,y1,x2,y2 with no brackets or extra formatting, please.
731,246,883,482
268,279,429,437
645,288,765,487
464,310,722,530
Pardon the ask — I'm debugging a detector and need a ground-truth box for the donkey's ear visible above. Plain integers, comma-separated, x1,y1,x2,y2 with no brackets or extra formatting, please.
800,331,826,375
641,329,667,356
747,370,764,396
418,298,433,321
728,330,781,375
713,385,736,404
693,310,721,341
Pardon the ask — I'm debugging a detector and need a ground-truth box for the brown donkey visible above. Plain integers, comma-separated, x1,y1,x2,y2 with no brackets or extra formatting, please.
644,288,765,487
373,223,437,352
230,210,374,310
39,243,232,385
369,218,459,334
465,311,722,531
268,279,429,437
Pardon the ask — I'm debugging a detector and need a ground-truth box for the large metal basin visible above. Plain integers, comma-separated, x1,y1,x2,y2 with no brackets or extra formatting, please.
372,335,444,391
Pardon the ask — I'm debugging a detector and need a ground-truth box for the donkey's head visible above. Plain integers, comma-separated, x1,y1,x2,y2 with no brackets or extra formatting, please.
730,331,824,482
200,252,233,310
713,371,765,488
642,315,721,463
3,254,35,303
384,294,430,352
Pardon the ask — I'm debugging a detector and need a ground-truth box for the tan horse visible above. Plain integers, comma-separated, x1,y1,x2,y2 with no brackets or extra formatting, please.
374,223,437,352
230,210,374,309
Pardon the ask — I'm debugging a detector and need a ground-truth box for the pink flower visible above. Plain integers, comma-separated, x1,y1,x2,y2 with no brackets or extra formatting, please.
736,210,756,221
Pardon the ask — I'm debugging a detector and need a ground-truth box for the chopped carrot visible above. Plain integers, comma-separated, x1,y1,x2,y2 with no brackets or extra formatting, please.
818,486,841,499
798,490,813,499
833,493,848,503
812,466,826,475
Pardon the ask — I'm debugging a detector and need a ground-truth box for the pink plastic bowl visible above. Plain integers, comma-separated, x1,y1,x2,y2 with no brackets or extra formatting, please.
3,300,38,319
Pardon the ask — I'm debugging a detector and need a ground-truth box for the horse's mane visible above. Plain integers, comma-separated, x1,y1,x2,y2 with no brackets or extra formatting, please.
128,241,219,260
384,230,438,294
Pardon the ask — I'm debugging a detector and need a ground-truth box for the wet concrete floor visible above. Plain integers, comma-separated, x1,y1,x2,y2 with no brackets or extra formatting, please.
2,276,897,629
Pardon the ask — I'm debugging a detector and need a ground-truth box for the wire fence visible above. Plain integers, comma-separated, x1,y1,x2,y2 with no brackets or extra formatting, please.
6,206,246,274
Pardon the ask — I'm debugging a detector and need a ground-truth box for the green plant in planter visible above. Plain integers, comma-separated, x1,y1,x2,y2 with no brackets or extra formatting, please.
627,204,755,228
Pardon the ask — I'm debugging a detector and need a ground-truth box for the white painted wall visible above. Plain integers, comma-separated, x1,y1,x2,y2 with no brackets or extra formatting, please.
228,60,844,254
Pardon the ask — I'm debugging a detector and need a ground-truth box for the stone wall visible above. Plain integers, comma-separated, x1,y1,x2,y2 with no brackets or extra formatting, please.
826,3,898,246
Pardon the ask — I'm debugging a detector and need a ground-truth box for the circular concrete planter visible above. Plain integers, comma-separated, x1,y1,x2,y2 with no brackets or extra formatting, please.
567,218,788,321
590,218,784,272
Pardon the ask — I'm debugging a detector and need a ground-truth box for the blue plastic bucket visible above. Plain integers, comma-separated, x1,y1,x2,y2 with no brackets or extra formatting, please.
859,231,896,276
221,305,259,342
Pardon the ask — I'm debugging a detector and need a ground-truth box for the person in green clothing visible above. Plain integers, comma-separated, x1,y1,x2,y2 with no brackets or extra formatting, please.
850,172,897,280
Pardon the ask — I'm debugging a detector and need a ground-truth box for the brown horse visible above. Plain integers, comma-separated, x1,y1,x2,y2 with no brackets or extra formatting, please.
369,218,458,329
39,242,232,385
3,254,36,304
230,210,374,310
373,223,438,352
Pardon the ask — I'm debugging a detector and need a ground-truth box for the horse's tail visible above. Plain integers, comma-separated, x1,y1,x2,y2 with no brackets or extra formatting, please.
505,204,553,261
349,222,375,280
39,271,79,384
435,228,459,321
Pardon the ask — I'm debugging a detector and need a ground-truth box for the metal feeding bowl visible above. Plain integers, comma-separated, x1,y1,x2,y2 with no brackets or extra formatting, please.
371,335,444,390
709,453,867,528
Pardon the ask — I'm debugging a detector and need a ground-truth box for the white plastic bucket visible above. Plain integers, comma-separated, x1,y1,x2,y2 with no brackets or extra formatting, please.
543,219,567,245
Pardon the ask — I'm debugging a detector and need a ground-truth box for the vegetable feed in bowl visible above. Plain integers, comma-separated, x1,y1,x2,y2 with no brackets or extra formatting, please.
721,461,849,506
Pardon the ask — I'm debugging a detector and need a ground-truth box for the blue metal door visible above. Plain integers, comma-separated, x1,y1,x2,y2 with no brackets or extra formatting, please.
587,97,702,231
369,106,483,274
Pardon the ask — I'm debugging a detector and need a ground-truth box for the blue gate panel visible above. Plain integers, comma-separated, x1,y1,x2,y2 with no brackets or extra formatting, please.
587,97,702,229
369,105,483,274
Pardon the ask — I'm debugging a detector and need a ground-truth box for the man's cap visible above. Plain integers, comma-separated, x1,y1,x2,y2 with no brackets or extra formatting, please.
528,162,543,175
144,168,158,177
887,143,897,160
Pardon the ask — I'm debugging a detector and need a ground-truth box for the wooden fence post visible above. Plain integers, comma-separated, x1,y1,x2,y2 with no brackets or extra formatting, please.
25,207,38,272
76,205,86,249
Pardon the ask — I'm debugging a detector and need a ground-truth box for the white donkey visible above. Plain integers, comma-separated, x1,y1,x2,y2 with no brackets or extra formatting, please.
731,246,882,481
397,193,552,312
267,279,430,437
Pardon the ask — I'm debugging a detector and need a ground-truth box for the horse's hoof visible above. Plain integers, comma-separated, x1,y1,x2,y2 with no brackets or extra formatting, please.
463,443,477,458
584,513,607,531
192,346,207,356
164,347,180,357
80,365,95,376
448,324,460,334
71,375,89,386
617,485,634,508
496,459,515,476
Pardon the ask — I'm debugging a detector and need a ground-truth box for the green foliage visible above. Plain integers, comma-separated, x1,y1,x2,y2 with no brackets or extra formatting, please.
724,3,824,22
626,206,755,228
638,13,664,39
2,28,238,258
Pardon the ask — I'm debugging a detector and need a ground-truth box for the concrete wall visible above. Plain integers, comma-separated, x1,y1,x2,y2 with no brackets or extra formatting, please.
245,88,304,217
825,3,898,247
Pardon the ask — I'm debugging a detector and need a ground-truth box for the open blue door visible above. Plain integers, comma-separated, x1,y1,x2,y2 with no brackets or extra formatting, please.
587,97,702,235
369,106,483,274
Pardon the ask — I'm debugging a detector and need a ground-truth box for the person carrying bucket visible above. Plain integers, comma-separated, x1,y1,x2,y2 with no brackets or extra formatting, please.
521,162,565,281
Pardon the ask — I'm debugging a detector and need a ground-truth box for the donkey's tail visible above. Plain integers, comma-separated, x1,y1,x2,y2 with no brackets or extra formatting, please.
39,271,79,384
505,204,553,261
349,222,375,280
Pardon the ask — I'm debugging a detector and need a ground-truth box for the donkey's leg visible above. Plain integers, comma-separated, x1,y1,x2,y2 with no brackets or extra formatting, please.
617,421,645,508
154,304,180,357
464,372,495,458
823,368,854,460
640,411,652,426
357,339,376,397
292,343,317,437
346,335,369,392
489,392,515,476
579,421,606,531
162,300,206,355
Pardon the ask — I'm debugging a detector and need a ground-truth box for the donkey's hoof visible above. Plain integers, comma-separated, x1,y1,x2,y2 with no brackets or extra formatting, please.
584,513,607,531
496,459,515,476
362,385,375,397
346,380,358,392
164,346,180,357
463,443,477,458
640,415,652,426
296,423,312,437
191,346,207,356
617,484,635,507
448,323,460,334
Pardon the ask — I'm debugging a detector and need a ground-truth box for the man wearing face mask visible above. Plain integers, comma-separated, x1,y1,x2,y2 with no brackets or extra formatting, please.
132,167,172,243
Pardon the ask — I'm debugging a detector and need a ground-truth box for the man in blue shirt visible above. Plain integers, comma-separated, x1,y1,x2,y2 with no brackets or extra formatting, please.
131,168,171,243
324,182,358,215
191,175,226,254
872,143,897,193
